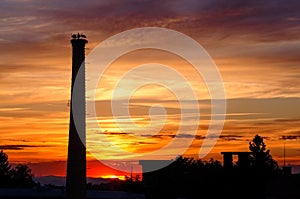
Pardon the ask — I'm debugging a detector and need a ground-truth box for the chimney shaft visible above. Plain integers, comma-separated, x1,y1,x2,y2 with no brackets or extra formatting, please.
66,35,88,199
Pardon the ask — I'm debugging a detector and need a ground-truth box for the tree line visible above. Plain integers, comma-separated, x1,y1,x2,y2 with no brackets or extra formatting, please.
142,134,282,199
0,150,35,188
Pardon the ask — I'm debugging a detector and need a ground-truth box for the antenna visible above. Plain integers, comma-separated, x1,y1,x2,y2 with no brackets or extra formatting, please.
283,142,286,167
130,165,133,181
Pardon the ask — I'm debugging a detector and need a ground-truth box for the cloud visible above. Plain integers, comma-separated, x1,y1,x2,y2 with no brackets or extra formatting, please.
139,133,243,141
103,131,130,135
0,144,46,150
133,141,157,145
219,134,243,141
2,0,299,44
93,98,300,120
0,101,68,118
280,134,300,140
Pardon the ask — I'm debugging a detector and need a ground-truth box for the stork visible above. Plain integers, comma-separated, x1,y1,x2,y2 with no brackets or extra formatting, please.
71,34,77,39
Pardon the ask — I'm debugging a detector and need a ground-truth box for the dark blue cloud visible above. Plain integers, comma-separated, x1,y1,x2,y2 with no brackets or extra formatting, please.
0,144,48,150
1,0,299,42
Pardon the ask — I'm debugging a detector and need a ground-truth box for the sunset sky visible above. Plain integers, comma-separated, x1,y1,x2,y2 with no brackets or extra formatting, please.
1,0,300,177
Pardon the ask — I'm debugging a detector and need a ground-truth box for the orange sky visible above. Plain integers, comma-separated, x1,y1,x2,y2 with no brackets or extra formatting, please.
1,0,300,177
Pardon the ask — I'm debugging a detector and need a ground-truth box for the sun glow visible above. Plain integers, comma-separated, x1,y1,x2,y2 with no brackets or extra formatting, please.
101,175,126,180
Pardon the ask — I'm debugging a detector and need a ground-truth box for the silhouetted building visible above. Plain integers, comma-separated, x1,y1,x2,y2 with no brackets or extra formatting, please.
139,160,174,199
66,33,88,199
221,152,251,169
282,166,292,176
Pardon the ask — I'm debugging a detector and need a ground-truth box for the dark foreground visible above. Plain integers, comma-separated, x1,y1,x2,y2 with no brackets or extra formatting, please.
0,188,145,199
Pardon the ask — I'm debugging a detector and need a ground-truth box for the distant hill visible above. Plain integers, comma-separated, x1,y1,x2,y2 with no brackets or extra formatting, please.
34,176,112,187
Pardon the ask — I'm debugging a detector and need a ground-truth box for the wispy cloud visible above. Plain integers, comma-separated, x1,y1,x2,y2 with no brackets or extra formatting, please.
0,144,48,150
280,134,300,140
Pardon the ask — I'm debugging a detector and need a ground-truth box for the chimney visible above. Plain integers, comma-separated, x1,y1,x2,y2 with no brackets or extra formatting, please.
66,33,88,199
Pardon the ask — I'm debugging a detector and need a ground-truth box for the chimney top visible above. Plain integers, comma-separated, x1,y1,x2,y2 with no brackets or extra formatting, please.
71,33,87,40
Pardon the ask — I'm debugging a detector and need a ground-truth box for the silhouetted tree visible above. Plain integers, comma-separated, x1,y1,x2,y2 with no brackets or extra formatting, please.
11,164,35,188
142,156,223,199
123,174,143,194
0,150,12,187
0,150,35,188
248,135,280,199
249,134,280,174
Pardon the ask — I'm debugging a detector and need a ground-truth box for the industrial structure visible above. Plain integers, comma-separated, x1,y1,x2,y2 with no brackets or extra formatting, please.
66,33,88,199
221,151,252,169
